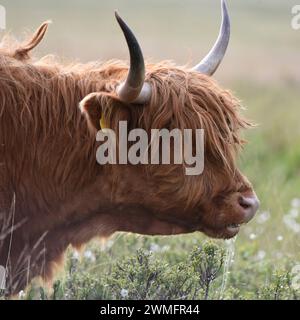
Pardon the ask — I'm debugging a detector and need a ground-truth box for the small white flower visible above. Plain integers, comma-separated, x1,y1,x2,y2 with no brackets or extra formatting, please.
283,215,300,233
150,243,160,253
18,290,25,299
120,289,129,298
256,250,266,261
289,208,299,218
291,198,300,208
249,233,257,240
72,251,80,260
277,235,283,241
257,211,270,224
84,250,96,262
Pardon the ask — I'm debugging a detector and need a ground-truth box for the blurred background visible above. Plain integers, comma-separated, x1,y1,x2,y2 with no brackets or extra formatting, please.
2,0,300,83
1,0,300,299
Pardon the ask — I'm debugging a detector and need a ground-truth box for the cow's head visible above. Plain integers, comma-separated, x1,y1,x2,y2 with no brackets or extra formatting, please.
79,0,259,239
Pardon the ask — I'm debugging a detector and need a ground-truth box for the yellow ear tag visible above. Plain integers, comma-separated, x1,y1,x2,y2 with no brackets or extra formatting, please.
100,117,107,129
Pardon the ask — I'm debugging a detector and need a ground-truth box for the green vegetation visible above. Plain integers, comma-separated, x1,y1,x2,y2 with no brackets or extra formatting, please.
17,237,300,300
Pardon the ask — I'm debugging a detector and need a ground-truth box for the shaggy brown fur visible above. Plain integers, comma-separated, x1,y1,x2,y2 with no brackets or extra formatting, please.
0,22,255,295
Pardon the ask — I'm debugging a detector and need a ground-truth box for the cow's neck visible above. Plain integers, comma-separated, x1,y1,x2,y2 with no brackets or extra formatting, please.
0,60,133,295
0,63,122,235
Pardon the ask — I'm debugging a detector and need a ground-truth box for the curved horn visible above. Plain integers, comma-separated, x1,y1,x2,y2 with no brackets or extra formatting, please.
193,0,230,75
115,12,151,104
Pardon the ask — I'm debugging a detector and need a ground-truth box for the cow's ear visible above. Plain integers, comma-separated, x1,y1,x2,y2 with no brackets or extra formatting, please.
79,92,128,131
79,93,103,131
13,21,51,61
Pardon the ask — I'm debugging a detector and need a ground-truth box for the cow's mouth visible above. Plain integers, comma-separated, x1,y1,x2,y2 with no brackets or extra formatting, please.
118,212,249,239
206,210,258,239
204,193,260,239
226,223,241,233
200,223,241,239
200,218,251,239
131,215,246,239
225,223,242,237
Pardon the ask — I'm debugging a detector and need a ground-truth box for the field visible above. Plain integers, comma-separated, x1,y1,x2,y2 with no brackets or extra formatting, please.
1,0,300,299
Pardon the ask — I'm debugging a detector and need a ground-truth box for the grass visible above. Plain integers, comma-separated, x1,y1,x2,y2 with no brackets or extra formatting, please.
1,0,300,300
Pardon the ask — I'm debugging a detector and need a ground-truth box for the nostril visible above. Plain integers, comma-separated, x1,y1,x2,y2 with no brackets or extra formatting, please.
238,195,260,214
239,197,252,210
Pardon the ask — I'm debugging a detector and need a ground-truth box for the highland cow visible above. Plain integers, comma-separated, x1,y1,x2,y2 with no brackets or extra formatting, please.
0,0,259,295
